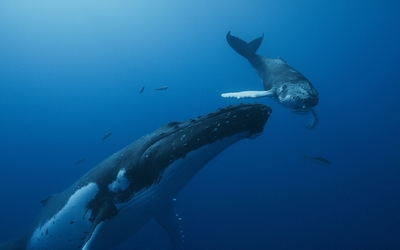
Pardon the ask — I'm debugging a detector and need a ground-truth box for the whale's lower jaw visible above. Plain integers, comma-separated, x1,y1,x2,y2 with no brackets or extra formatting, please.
83,132,250,249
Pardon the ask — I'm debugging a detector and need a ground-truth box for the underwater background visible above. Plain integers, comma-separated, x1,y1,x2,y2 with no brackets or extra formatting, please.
0,1,399,249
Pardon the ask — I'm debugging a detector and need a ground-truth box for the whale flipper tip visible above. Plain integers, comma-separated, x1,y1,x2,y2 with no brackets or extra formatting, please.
306,109,319,129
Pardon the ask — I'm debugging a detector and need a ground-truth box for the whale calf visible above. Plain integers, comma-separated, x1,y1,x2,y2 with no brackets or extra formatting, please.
222,31,319,129
0,103,272,250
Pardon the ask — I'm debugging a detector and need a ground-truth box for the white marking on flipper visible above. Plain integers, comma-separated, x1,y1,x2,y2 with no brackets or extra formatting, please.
221,90,274,99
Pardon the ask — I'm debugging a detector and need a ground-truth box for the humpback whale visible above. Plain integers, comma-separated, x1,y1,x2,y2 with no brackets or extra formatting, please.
222,31,319,129
0,103,272,250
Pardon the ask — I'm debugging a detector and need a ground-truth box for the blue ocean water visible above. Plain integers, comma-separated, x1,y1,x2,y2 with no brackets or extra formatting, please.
1,1,399,249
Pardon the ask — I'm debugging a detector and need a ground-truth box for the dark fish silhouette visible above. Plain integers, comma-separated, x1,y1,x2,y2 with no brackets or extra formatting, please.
103,131,113,141
138,87,145,94
302,155,331,165
74,157,87,166
154,86,168,91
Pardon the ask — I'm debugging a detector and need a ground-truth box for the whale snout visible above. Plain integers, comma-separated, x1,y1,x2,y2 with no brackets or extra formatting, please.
303,94,319,108
276,82,319,110
294,84,319,109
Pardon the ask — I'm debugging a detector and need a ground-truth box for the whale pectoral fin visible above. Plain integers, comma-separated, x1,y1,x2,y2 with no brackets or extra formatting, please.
306,116,318,130
154,199,184,250
221,90,274,99
81,202,119,249
306,108,318,130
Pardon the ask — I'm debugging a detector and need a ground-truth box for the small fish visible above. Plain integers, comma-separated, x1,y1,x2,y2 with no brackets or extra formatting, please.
138,86,145,94
74,157,87,166
103,131,113,141
302,155,331,166
292,109,310,115
154,86,168,91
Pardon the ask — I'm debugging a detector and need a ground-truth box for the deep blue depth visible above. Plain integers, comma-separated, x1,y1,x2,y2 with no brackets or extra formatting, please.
1,1,399,249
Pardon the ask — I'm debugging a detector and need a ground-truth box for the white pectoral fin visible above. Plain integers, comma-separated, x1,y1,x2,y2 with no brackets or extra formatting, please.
153,199,184,250
221,90,274,99
306,108,318,130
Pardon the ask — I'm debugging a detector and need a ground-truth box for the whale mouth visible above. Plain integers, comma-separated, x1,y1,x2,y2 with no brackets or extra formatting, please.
301,95,319,108
281,86,319,109
276,80,319,109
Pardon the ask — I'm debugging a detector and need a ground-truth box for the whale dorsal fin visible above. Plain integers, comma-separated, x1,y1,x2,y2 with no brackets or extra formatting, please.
278,57,287,64
40,195,56,206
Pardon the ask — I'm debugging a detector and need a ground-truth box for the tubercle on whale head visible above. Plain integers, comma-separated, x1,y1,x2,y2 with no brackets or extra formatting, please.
134,102,272,163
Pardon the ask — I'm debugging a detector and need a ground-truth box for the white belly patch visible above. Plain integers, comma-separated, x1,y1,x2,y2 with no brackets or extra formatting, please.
27,183,99,250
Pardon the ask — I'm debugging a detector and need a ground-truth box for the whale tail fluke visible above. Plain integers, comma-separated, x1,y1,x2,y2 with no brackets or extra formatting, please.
226,31,264,59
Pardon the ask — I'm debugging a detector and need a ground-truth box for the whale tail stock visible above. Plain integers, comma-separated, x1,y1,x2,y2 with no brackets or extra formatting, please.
226,31,264,59
0,238,25,250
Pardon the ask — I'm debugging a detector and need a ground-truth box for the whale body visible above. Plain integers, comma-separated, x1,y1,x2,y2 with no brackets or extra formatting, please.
0,103,272,250
222,31,319,129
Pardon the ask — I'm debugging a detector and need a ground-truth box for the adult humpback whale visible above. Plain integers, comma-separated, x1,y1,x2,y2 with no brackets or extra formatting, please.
222,31,319,129
0,103,272,250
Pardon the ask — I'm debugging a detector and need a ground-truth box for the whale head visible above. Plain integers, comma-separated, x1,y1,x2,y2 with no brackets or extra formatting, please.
275,80,319,111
